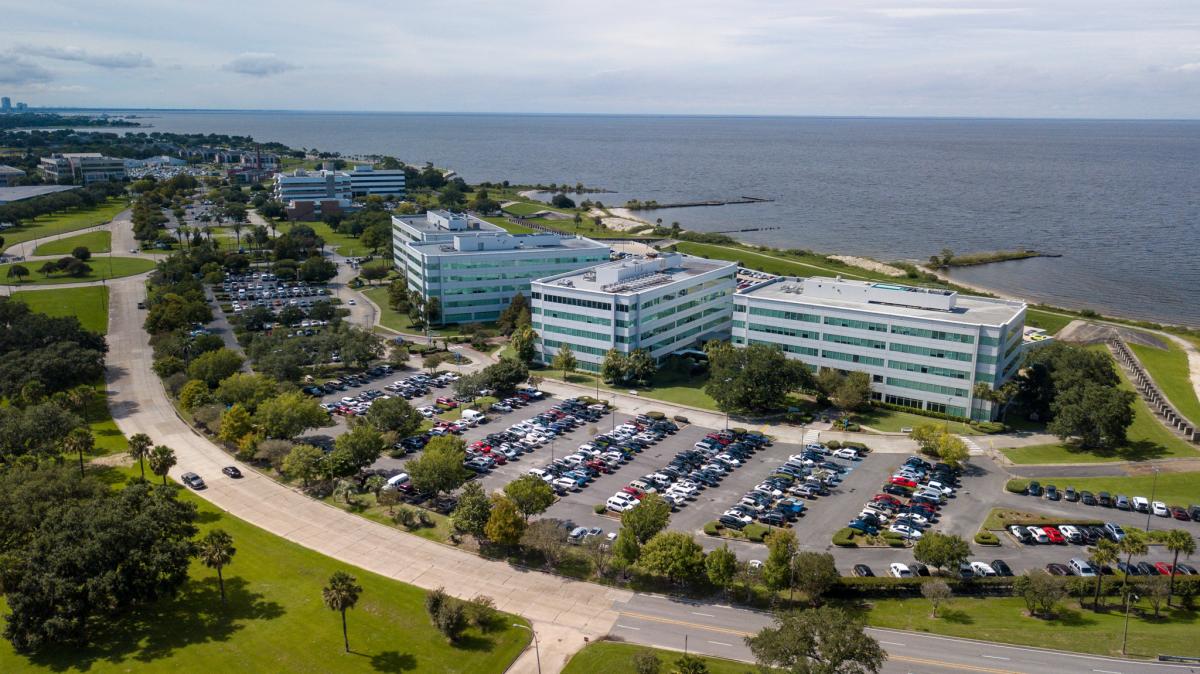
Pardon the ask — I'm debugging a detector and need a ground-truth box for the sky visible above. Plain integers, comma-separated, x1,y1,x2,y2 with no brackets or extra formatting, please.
3,0,1199,118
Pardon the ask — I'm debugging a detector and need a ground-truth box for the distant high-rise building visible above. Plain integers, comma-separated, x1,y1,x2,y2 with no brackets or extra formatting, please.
15,102,27,111
1,97,11,112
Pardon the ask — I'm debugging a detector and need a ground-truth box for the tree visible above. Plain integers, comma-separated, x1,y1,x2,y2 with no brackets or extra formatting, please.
638,531,706,586
622,492,671,544
450,481,491,537
705,342,813,414
198,529,236,606
912,532,970,574
407,436,470,499
552,343,577,377
1118,529,1149,611
322,571,362,653
360,263,389,284
510,324,537,364
763,529,798,597
6,264,29,283
1047,381,1136,448
365,396,423,437
187,348,244,388
935,432,969,469
128,432,153,480
61,427,94,479
497,292,530,335
673,654,709,674
625,348,656,386
1088,538,1120,608
255,391,329,439
424,587,467,643
632,648,662,674
921,579,952,617
214,372,278,413
792,551,839,606
1014,570,1066,618
504,474,557,521
705,544,738,598
282,444,324,487
148,444,177,485
612,526,641,577
484,495,525,546
1166,529,1196,607
332,423,386,474
218,403,254,446
71,246,91,261
601,347,628,384
746,606,886,674
551,193,575,209
833,371,872,412
521,519,571,567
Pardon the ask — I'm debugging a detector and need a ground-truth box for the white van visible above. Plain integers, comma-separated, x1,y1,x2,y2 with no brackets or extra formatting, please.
383,473,410,490
461,409,486,424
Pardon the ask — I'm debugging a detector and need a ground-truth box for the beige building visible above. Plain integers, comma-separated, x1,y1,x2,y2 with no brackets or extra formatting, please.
40,153,127,185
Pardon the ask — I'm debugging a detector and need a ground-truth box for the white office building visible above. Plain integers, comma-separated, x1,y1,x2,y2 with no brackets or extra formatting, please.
348,165,405,198
274,169,352,204
392,210,611,325
732,276,1027,421
530,253,738,373
39,153,126,185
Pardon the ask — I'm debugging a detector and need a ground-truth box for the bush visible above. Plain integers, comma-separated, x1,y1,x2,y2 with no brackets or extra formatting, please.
594,504,607,515
971,421,1007,434
744,523,768,543
832,528,858,547
843,441,868,451
646,411,666,420
881,532,907,547
673,415,689,423
1005,478,1030,494
731,427,748,435
831,576,1017,599
464,594,497,629
703,521,721,536
975,530,1000,545
825,440,841,450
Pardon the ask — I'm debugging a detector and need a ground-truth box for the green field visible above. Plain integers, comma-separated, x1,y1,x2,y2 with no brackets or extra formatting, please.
1003,349,1200,464
563,641,756,674
500,201,555,217
1025,308,1074,335
1,257,156,285
538,366,720,411
480,216,535,234
360,287,495,338
1031,472,1200,508
852,406,983,435
2,197,127,246
32,229,113,256
865,595,1199,659
0,467,530,673
670,241,917,284
1130,340,1200,426
279,220,378,258
9,286,123,455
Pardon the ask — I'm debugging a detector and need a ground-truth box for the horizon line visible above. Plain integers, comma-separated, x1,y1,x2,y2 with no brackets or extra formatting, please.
20,106,1200,123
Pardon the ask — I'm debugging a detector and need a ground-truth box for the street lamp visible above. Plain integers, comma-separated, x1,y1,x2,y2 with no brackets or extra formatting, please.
1145,466,1160,532
1121,591,1140,655
512,623,541,674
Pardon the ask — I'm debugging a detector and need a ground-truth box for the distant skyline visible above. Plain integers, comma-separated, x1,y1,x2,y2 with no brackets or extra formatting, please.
4,1,1200,119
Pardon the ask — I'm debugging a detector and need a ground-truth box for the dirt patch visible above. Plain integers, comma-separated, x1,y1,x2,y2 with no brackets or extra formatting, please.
828,255,906,277
1057,320,1168,349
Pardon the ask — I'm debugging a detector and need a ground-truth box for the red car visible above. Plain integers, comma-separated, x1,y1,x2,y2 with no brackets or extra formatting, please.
435,397,458,408
890,476,918,489
1171,507,1191,521
1155,562,1174,575
873,494,902,506
622,486,645,499
1043,527,1066,544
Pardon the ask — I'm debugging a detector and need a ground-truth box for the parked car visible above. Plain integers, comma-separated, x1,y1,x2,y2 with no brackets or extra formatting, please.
991,559,1014,576
852,564,875,577
1046,563,1071,576
888,563,913,578
1152,501,1170,517
1026,480,1043,496
181,472,206,489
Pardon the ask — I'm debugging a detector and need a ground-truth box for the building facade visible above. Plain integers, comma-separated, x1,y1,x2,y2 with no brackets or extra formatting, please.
0,165,25,187
274,169,352,218
392,211,611,325
530,253,738,373
732,276,1026,420
39,153,126,185
348,165,405,198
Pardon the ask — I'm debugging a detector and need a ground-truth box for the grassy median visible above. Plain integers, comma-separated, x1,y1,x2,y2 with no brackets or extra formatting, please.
1130,340,1200,427
0,257,156,285
32,229,113,256
3,197,127,246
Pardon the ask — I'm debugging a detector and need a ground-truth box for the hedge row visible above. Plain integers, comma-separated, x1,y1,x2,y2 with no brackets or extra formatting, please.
975,531,1000,545
1005,478,1029,493
830,574,1200,600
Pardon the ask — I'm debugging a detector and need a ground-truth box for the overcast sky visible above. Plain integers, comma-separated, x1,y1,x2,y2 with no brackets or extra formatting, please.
3,0,1199,118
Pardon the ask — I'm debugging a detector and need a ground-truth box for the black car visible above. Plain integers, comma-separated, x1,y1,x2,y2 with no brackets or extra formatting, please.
910,562,931,577
1027,481,1043,496
1045,485,1060,501
1117,562,1142,576
990,559,1014,577
1045,563,1071,576
222,466,243,478
759,511,788,527
1189,505,1200,521
718,514,747,530
1081,491,1097,506
181,472,206,489
1097,491,1113,507
852,564,874,577
1177,563,1199,575
882,484,910,497
1137,561,1161,576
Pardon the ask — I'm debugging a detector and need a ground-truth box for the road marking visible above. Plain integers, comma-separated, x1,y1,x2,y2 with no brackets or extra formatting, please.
982,655,1010,660
879,640,906,646
615,624,640,630
691,611,715,617
707,640,732,647
889,655,1022,674
1092,670,1122,674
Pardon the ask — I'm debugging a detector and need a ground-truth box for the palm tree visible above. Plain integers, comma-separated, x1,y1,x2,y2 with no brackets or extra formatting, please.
1118,530,1149,611
232,221,244,249
198,529,236,606
67,384,97,423
62,427,94,478
1165,529,1196,607
1089,538,1120,608
322,571,363,653
128,432,153,480
148,444,177,485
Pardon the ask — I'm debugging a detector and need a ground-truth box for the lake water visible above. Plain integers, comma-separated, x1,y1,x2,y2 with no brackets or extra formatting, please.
85,110,1199,326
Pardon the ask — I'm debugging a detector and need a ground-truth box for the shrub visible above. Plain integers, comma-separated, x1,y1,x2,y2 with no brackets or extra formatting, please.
971,421,1007,434
393,507,418,530
1005,478,1030,494
191,403,225,431
464,594,497,629
673,415,689,423
825,440,841,450
731,427,748,435
975,531,1000,545
594,503,607,515
646,411,666,420
703,521,721,536
843,441,868,451
744,524,768,543
832,528,858,547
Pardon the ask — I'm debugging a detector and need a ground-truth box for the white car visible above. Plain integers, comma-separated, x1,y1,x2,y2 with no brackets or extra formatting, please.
1152,501,1170,517
888,563,913,578
924,480,955,496
722,509,753,525
970,561,997,576
606,495,638,512
347,299,356,305
1026,526,1050,544
889,524,923,539
553,477,578,493
859,508,890,523
833,448,860,460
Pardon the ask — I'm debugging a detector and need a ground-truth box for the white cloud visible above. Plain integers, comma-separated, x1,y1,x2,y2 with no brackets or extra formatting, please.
870,7,1025,20
222,53,297,77
0,56,54,85
24,44,153,68
1174,62,1200,73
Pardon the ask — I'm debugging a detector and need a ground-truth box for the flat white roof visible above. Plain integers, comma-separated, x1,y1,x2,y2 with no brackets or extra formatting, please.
740,276,1024,327
536,253,736,295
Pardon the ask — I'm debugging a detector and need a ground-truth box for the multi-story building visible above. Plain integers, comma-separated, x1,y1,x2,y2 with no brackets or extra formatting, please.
347,165,405,198
0,165,25,186
530,253,738,372
392,210,611,325
274,169,352,219
38,153,126,185
1,97,10,113
732,276,1026,421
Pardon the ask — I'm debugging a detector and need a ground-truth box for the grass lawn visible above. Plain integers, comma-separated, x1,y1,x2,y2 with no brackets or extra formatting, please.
670,241,914,285
0,466,530,673
324,492,454,544
2,197,127,246
562,641,757,674
1,257,155,285
360,287,495,338
32,229,113,256
1130,340,1200,426
480,216,535,234
852,406,983,435
865,596,1200,659
501,201,560,217
1002,349,1200,464
538,366,720,411
1025,308,1074,335
1033,472,1200,508
981,508,1103,530
279,220,377,258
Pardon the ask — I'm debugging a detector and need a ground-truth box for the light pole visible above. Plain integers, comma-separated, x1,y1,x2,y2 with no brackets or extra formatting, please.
1121,590,1139,655
1145,466,1160,532
512,623,541,674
